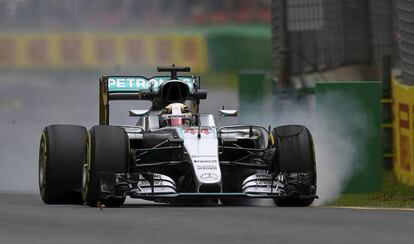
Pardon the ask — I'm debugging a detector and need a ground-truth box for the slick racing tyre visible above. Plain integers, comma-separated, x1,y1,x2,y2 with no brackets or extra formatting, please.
82,126,129,207
39,125,87,204
272,125,316,207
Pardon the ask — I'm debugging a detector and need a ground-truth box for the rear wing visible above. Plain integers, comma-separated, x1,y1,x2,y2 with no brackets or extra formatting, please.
99,75,207,125
103,76,205,100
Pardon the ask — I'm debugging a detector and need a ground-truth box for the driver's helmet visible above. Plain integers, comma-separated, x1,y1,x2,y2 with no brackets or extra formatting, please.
161,103,192,126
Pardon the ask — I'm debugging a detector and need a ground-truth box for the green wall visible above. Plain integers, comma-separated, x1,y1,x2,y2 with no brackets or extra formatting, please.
315,82,382,193
205,25,271,72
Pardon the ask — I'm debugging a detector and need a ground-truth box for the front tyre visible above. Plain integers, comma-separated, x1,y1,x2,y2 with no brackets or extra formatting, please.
82,126,129,207
272,125,316,207
39,125,87,204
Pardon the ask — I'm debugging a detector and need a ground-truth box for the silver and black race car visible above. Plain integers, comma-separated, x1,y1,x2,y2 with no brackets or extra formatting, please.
39,66,317,207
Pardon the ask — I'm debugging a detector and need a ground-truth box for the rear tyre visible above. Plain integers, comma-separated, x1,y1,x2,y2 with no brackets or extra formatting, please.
272,125,316,207
39,125,86,204
82,125,129,207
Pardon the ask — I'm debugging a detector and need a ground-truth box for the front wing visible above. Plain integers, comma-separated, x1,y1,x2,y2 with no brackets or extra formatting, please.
100,172,318,201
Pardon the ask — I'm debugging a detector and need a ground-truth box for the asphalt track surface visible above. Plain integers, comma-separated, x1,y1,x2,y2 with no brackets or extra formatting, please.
2,193,414,244
2,73,414,243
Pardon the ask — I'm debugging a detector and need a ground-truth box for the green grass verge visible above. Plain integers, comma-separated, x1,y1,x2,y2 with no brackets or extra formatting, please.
328,171,414,208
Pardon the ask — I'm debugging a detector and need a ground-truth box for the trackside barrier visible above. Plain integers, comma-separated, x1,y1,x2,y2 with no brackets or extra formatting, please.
0,33,208,73
0,26,272,74
315,82,382,193
392,78,414,185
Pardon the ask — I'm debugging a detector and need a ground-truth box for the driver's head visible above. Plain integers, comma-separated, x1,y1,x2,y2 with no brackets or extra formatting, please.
161,103,191,126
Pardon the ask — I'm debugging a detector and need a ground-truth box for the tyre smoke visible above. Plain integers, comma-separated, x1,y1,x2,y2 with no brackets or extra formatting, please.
239,93,373,205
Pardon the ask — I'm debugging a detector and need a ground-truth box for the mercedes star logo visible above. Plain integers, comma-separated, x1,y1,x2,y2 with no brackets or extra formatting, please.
200,173,218,181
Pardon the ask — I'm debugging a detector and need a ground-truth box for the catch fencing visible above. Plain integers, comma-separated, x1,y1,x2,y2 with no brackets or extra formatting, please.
397,0,414,85
272,0,398,82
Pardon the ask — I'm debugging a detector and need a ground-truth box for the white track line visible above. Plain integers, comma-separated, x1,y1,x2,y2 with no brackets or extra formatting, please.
324,206,414,212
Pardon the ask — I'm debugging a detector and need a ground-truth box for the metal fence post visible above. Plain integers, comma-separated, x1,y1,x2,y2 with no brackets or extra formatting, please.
271,0,290,89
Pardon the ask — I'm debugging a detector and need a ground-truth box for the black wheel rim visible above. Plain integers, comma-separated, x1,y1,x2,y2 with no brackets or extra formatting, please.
82,135,90,201
39,135,47,198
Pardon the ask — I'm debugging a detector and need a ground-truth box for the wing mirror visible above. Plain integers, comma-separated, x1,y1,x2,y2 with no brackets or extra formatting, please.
219,109,238,117
129,109,149,117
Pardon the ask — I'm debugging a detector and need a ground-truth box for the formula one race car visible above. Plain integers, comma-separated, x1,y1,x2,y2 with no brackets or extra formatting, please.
38,66,317,207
